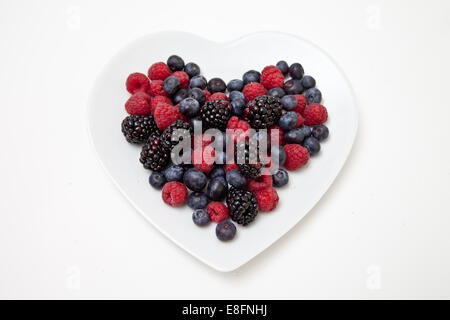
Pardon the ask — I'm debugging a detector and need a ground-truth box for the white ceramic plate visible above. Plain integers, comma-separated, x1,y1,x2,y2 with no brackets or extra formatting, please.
87,31,358,272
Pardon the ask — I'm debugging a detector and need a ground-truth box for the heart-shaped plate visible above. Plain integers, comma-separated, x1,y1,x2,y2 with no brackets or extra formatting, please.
87,31,358,272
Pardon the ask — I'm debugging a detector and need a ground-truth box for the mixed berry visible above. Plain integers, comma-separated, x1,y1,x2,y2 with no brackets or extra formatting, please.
121,56,329,242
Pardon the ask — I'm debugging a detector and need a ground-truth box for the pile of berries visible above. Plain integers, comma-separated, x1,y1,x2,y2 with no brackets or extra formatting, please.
121,55,329,242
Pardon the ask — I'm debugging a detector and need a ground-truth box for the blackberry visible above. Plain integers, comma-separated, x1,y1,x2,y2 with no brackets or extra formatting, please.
246,95,282,129
121,115,160,144
226,187,259,226
200,99,232,130
160,120,192,150
139,135,170,171
235,139,262,179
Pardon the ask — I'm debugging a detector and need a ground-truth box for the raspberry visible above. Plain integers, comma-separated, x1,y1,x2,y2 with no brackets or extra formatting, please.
206,202,229,223
268,125,285,146
203,89,211,101
193,145,215,173
284,144,309,171
154,104,184,130
227,116,250,142
150,95,173,114
303,103,328,126
125,92,152,115
226,161,238,172
148,62,171,81
162,181,187,206
293,94,307,114
149,80,169,97
126,72,150,94
242,82,267,103
254,187,279,212
295,112,304,128
260,65,285,90
207,92,229,102
247,174,272,192
172,71,189,89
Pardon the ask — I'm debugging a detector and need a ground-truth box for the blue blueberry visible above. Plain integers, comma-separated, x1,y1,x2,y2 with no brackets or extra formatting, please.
189,75,207,89
179,98,200,117
207,77,226,93
242,70,261,85
163,165,184,182
187,192,209,210
227,79,244,92
299,125,311,138
167,55,184,72
304,88,322,104
187,87,206,105
303,136,321,156
283,79,304,95
216,220,236,241
252,131,270,149
210,166,226,179
289,62,304,79
206,177,228,201
192,209,210,226
284,128,305,144
311,125,329,141
276,60,289,75
190,117,202,130
281,95,298,110
271,145,286,166
268,87,286,98
149,171,166,189
229,90,245,101
226,169,247,188
184,62,200,78
272,168,289,187
301,75,316,89
172,88,188,104
230,98,246,116
163,76,180,95
279,111,298,131
183,168,207,191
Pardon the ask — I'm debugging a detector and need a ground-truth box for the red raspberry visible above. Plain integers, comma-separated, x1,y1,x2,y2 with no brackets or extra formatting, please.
150,95,173,114
149,80,169,97
242,82,267,103
293,94,307,114
303,103,328,126
162,182,188,206
172,71,189,89
125,92,151,115
260,65,284,90
148,62,171,81
227,116,250,142
268,125,285,146
126,72,151,94
203,89,211,101
247,174,272,192
254,187,279,212
193,145,215,173
284,144,309,171
226,161,238,172
295,112,304,128
207,92,229,102
154,104,184,130
206,202,229,223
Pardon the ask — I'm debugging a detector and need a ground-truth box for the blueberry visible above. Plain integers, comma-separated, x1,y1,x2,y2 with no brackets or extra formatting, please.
167,55,184,72
210,166,226,179
172,88,189,104
301,75,316,89
242,70,261,85
207,78,226,93
311,125,329,141
184,62,200,78
187,87,206,105
268,87,286,98
163,165,184,182
272,168,289,187
227,79,244,92
281,95,298,110
183,168,207,191
231,98,246,116
149,171,166,189
299,125,311,138
192,209,210,226
283,79,304,95
284,128,305,144
216,220,236,241
276,60,289,75
226,169,247,188
189,75,207,89
163,76,180,95
190,117,202,131
279,112,298,131
179,98,200,117
289,62,304,79
229,90,245,101
252,131,270,149
304,88,322,104
187,192,209,210
271,145,286,166
303,136,321,156
206,177,228,201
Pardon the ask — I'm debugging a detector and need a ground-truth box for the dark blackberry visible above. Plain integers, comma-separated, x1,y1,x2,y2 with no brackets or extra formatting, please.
200,99,232,130
160,120,193,150
139,135,170,171
121,115,160,144
235,139,262,179
226,187,258,226
246,95,282,129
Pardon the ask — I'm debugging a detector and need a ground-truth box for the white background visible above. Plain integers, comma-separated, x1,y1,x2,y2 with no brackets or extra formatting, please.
1,0,449,299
